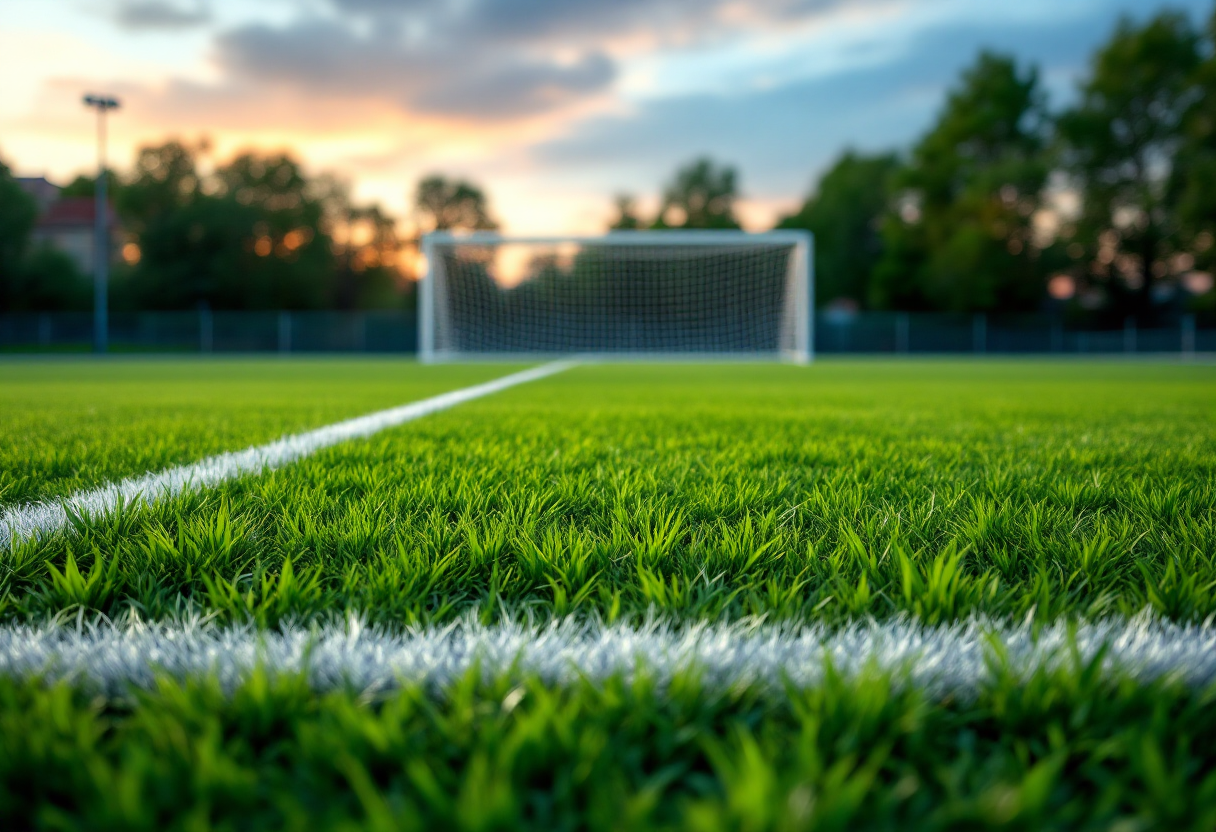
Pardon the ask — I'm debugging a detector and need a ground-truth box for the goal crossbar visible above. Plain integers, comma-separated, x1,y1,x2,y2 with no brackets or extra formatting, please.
419,230,814,363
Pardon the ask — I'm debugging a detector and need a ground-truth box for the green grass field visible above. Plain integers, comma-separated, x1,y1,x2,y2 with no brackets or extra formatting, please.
0,359,514,505
2,358,1216,829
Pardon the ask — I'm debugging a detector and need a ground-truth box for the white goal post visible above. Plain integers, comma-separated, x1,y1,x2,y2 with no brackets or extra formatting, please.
418,230,813,363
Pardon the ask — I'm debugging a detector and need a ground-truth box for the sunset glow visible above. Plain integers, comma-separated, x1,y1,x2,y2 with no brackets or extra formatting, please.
3,0,1209,234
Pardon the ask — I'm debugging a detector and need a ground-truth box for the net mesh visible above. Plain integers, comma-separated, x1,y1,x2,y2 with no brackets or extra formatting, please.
427,237,807,357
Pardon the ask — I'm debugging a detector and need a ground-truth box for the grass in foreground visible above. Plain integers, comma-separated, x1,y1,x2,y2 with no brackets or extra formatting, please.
0,358,513,506
3,360,1213,625
4,359,1216,830
3,664,1216,831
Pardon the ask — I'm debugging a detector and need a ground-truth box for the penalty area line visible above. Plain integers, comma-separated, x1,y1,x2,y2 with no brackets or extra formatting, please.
0,360,577,549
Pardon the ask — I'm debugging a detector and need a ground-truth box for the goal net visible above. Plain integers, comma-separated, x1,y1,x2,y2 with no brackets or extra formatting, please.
419,231,813,362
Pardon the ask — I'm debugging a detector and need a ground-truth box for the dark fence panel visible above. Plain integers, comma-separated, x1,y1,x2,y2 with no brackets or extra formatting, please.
814,312,1213,356
0,310,1209,355
0,311,418,354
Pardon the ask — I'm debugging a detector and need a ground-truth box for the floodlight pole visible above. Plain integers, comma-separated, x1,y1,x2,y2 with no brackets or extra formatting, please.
84,94,120,354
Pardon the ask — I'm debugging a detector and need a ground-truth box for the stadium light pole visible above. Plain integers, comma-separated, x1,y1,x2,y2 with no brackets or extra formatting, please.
83,94,120,354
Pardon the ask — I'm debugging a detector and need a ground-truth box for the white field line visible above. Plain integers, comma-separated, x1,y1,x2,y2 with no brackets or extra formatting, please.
0,361,576,549
3,614,1215,698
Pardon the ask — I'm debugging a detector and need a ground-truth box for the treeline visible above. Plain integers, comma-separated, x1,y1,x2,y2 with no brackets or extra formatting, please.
0,141,496,313
615,8,1216,322
3,7,1216,319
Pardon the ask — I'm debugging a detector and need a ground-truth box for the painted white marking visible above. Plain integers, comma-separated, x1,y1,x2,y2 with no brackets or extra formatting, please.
2,614,1212,697
1,361,575,548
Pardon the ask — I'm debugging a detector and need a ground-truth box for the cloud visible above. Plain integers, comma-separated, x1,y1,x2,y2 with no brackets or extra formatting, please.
214,18,616,120
206,0,879,121
326,0,728,44
12,0,1208,235
532,0,1201,201
114,0,210,30
429,0,706,46
533,68,930,198
414,53,614,117
318,0,885,56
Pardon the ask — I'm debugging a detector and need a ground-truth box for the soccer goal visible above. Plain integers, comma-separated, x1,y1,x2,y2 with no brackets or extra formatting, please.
419,231,813,363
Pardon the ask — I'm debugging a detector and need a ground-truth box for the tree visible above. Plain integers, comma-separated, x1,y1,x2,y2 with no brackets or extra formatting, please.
414,176,497,233
316,177,407,309
1057,12,1202,318
653,158,741,229
337,204,405,308
1172,10,1216,309
59,173,117,198
872,52,1049,312
121,142,337,310
777,151,898,306
0,157,89,312
116,140,202,233
7,246,90,311
608,194,642,230
0,158,36,288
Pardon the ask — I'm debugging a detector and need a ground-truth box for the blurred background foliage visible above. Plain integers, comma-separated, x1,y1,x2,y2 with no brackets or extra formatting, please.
2,7,1216,322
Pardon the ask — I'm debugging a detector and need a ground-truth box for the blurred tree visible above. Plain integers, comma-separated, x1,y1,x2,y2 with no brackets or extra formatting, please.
4,143,413,313
214,151,333,309
777,151,898,307
215,152,310,212
1171,10,1216,312
872,52,1049,312
414,176,498,232
317,177,407,309
0,158,90,312
120,142,337,310
608,194,643,230
340,204,407,308
116,140,202,231
0,159,36,288
653,158,741,229
59,173,118,198
1058,12,1201,319
5,246,90,311
59,175,95,197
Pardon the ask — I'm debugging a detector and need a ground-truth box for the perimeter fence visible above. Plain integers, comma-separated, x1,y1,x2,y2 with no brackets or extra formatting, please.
0,311,416,354
814,312,1214,355
0,310,1212,355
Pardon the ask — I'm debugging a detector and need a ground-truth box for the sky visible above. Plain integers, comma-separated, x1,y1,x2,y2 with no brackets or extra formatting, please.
1,0,1210,235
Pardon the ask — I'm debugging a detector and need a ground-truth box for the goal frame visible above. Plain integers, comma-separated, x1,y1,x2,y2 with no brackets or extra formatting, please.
418,230,814,364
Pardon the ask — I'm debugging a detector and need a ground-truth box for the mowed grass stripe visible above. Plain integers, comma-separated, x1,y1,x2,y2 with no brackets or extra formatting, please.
3,361,1212,625
0,358,523,505
0,361,573,550
6,614,1216,696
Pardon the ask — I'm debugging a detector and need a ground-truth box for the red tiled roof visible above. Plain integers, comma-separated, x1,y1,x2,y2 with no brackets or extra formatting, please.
37,198,117,229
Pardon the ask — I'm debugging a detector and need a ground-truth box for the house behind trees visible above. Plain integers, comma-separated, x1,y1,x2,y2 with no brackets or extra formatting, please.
16,176,118,276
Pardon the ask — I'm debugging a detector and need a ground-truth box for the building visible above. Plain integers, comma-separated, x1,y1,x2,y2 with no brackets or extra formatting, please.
15,177,117,276
16,176,59,213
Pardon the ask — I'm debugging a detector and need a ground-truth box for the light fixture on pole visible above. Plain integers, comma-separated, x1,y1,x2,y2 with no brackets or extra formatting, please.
83,94,120,354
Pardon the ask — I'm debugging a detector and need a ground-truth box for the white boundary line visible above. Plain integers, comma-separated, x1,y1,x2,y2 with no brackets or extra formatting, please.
1,361,576,549
3,614,1214,697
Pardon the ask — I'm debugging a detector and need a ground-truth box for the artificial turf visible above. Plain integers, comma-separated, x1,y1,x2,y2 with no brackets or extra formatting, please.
5,663,1216,831
0,358,515,505
3,360,1213,625
2,357,1215,830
